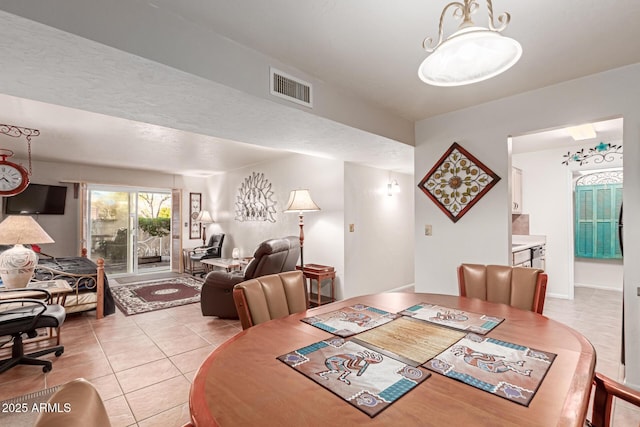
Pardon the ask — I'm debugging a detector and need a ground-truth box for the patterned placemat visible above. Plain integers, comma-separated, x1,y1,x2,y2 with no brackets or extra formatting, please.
424,333,556,406
399,303,503,335
301,304,400,337
353,317,466,366
278,337,430,417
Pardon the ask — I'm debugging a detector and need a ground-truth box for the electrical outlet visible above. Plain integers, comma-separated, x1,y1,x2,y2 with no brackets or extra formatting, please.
349,224,355,232
425,225,432,236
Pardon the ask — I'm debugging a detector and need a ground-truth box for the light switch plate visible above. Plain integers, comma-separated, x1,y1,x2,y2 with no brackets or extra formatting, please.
349,224,355,232
425,225,432,236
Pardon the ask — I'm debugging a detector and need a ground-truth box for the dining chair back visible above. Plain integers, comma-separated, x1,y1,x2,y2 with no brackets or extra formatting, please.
457,264,548,314
233,270,307,329
35,378,111,427
590,372,640,427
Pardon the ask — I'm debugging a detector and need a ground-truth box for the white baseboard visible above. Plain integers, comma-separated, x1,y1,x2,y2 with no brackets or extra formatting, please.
547,292,570,300
574,283,623,292
385,283,415,293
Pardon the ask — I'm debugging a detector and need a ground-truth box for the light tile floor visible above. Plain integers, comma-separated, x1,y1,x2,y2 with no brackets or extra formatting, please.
544,287,640,427
0,286,638,426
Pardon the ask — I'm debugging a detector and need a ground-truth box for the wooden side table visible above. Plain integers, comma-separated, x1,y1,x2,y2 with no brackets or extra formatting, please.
296,264,336,307
182,248,205,276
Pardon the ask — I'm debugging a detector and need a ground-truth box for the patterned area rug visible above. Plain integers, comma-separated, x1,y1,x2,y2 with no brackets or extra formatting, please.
0,385,62,427
111,277,203,315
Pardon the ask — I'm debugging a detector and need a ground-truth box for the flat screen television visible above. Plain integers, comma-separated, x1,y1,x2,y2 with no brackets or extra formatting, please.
4,183,68,215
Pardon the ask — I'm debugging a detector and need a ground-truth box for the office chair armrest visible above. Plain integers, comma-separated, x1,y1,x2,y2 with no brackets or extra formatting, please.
0,288,53,304
0,298,49,333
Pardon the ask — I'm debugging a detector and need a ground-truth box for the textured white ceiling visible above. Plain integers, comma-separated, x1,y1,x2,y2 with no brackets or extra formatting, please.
512,118,624,154
0,1,637,175
175,1,640,121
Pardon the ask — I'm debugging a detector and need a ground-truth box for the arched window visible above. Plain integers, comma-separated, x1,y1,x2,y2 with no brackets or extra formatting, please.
574,170,623,259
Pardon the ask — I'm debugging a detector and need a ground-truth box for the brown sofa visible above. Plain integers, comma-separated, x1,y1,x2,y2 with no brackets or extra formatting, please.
200,236,300,318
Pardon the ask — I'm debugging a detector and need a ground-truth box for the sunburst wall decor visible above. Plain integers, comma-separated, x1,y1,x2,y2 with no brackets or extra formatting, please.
235,172,277,222
418,142,501,223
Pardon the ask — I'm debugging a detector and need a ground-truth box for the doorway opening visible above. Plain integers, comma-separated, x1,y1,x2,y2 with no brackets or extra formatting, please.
510,117,624,299
86,185,172,276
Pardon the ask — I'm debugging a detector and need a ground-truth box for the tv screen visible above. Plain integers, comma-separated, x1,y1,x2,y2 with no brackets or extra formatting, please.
4,183,68,215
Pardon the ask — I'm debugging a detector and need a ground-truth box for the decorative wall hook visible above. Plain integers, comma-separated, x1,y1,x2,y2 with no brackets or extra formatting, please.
0,123,40,176
562,142,623,166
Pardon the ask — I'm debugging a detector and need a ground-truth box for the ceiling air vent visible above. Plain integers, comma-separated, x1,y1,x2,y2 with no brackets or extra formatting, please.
270,68,313,108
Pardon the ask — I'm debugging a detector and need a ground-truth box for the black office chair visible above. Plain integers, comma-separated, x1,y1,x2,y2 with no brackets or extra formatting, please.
0,288,66,373
187,234,225,275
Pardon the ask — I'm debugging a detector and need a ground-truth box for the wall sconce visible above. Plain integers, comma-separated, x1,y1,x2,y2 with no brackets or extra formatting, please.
387,180,400,196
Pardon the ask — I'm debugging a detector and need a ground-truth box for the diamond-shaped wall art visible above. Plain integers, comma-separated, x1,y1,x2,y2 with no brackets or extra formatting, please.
418,142,501,223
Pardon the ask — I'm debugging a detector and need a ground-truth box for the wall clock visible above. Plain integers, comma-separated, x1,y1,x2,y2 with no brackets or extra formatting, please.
0,150,29,196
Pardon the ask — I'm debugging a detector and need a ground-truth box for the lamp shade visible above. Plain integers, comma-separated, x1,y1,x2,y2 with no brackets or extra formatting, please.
195,210,214,224
418,26,522,87
284,190,320,213
0,215,54,288
0,215,55,245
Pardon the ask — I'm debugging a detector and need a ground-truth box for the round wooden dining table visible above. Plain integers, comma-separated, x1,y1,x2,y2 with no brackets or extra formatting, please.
189,292,596,426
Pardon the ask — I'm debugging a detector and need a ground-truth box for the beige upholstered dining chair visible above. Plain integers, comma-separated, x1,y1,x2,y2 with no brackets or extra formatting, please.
233,270,307,329
35,378,111,427
457,264,548,314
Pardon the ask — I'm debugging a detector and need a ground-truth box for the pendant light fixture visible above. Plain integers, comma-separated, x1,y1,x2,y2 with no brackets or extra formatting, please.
418,0,522,87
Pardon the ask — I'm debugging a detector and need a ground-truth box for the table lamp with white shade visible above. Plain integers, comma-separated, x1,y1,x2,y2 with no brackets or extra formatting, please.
284,189,320,269
0,215,54,288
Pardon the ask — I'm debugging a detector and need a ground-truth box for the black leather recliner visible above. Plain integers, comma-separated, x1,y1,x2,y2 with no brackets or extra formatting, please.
200,236,300,318
0,289,66,373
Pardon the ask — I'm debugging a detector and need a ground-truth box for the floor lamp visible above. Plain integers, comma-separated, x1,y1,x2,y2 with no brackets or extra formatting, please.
195,210,214,246
284,189,320,269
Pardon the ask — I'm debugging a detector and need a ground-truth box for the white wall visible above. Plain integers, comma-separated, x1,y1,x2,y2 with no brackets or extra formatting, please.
512,142,624,295
415,64,640,388
344,163,415,298
202,153,346,297
575,259,623,290
2,158,207,257
199,156,416,300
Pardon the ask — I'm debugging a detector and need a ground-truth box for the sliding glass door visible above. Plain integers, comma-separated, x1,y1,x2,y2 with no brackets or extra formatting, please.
86,186,172,275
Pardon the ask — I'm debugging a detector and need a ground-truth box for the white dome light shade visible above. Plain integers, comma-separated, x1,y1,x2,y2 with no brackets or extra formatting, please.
418,26,522,87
